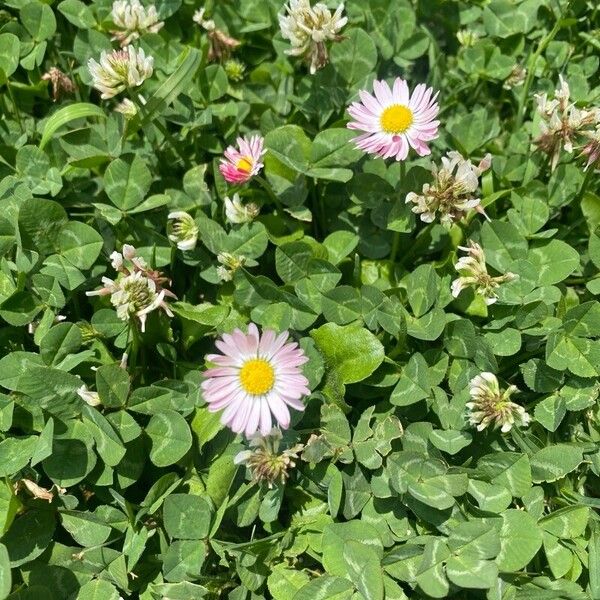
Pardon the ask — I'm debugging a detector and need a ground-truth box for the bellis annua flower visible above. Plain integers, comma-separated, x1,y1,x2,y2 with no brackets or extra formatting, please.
224,193,260,224
219,135,266,184
467,373,530,433
406,151,491,225
234,428,304,488
452,241,516,305
86,244,175,332
167,211,199,251
534,75,599,171
202,323,310,437
88,46,153,100
279,0,347,74
111,0,163,46
347,78,440,161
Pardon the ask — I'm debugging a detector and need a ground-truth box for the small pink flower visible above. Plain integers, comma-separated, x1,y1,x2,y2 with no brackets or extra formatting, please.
219,135,266,184
347,77,440,161
202,323,310,437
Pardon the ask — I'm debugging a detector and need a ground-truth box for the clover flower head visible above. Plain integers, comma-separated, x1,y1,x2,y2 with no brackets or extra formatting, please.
234,428,304,488
219,135,266,184
580,125,600,171
503,64,527,90
111,0,164,46
405,151,491,225
88,46,154,99
86,244,175,332
347,78,440,161
216,252,246,282
224,58,246,82
452,240,516,305
41,67,76,101
114,98,139,119
467,372,530,433
167,211,199,251
224,193,260,224
202,323,310,436
456,29,479,47
534,75,600,171
193,8,240,60
279,0,347,74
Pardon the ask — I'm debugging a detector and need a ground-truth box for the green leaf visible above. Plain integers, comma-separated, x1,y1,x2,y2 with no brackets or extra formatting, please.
0,543,11,599
76,579,121,600
1,509,56,567
96,364,130,408
20,2,56,41
530,444,585,483
39,103,106,150
496,509,542,572
146,410,192,467
57,221,103,270
528,240,579,285
310,322,385,385
330,28,377,86
477,452,532,497
0,34,20,79
343,540,384,600
163,494,212,539
268,564,311,600
104,154,152,211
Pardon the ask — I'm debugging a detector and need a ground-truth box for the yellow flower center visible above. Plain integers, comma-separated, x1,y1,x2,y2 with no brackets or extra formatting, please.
236,156,254,173
239,359,275,395
380,104,413,134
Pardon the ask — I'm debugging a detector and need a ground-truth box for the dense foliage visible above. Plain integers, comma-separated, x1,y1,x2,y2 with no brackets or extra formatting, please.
0,0,600,598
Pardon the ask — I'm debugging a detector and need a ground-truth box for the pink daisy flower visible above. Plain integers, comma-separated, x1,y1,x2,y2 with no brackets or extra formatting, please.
219,135,266,184
347,78,440,161
202,323,310,437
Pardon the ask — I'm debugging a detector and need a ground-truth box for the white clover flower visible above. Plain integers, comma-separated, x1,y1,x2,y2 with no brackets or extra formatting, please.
467,373,530,433
111,0,164,46
406,151,491,226
279,0,347,74
86,244,175,332
456,29,479,47
77,384,101,407
87,46,154,100
216,252,246,282
534,75,600,171
451,240,516,305
167,211,199,251
234,428,304,488
224,193,260,224
193,8,215,31
114,98,139,119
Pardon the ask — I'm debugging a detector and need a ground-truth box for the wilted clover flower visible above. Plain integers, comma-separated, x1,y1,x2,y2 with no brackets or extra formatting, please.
216,252,246,282
167,211,199,251
234,428,304,487
580,125,600,171
86,244,175,332
279,0,347,74
503,64,527,90
193,8,240,61
467,373,530,433
77,385,101,407
111,0,163,46
224,58,246,82
224,193,260,224
41,67,76,101
87,46,153,100
452,241,516,305
406,151,491,226
534,75,599,171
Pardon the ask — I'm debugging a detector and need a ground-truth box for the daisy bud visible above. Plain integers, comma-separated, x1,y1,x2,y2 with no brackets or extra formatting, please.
216,252,246,282
406,151,490,225
467,373,530,433
224,193,260,224
202,323,310,437
167,211,199,251
87,46,154,100
234,428,304,488
279,0,347,74
77,385,101,407
452,240,516,305
219,135,266,185
111,0,164,46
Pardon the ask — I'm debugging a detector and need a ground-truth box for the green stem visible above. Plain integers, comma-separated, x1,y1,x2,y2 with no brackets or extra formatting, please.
514,5,566,131
256,175,284,215
7,83,24,134
134,92,190,168
390,162,407,263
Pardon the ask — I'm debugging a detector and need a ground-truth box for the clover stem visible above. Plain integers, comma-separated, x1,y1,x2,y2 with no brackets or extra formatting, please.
256,175,284,215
